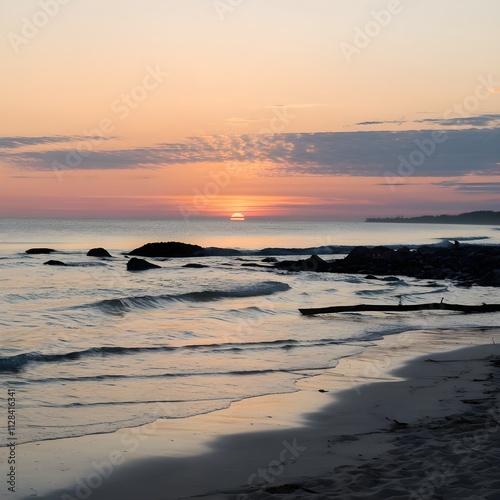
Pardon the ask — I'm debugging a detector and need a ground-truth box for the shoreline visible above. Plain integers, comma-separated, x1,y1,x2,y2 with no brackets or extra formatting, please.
14,326,500,499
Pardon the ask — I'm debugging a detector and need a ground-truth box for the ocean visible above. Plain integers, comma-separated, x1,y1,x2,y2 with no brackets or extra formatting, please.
1,218,499,447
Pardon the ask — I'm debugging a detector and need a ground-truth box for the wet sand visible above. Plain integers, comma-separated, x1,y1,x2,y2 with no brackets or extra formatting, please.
16,327,500,500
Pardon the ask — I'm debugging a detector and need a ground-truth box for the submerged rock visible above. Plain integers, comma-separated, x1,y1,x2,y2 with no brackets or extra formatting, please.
26,248,55,254
262,257,278,263
129,242,204,258
44,260,66,266
126,258,161,271
87,248,112,257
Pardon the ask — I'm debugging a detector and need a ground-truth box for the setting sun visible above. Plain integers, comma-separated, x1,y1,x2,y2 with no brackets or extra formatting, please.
230,212,245,221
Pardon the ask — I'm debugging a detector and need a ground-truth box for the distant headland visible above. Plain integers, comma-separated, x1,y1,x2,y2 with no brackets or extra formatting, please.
366,210,500,225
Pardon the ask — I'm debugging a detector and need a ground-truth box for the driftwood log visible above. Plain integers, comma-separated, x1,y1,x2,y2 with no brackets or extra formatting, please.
299,302,500,316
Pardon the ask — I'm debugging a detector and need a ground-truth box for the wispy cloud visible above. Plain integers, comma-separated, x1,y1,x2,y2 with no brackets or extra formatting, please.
356,119,405,126
356,113,500,129
0,135,115,150
434,181,500,193
416,114,500,128
2,129,499,177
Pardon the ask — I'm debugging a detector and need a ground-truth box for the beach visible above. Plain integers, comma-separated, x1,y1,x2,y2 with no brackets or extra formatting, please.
14,326,500,499
1,219,499,499
3,0,500,495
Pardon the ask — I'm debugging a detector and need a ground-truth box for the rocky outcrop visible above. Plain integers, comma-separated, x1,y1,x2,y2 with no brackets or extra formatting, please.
128,242,204,258
126,258,161,271
44,260,66,266
26,248,55,254
273,245,500,286
87,248,112,257
274,254,331,272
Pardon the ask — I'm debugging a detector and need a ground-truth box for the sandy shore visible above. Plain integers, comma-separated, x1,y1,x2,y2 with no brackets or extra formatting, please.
14,327,500,500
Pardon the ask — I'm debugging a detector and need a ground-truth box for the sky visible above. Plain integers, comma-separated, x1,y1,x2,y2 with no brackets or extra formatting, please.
1,0,499,220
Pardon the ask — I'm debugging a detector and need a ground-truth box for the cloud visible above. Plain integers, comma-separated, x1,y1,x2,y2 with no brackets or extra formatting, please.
434,181,500,193
356,113,500,129
356,119,405,126
416,113,500,128
0,135,115,150
1,129,499,177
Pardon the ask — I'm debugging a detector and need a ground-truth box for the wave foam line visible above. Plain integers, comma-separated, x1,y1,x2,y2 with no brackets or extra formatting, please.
87,281,291,314
0,338,300,372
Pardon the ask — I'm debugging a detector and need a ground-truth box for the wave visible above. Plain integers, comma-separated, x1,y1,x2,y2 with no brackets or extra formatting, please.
0,334,359,374
23,367,306,386
88,281,291,315
65,262,109,267
0,338,301,373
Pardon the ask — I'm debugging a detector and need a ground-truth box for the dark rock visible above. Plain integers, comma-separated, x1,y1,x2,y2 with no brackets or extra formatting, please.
417,246,436,256
275,254,331,272
478,269,500,286
183,263,209,269
304,255,331,272
344,246,372,264
273,243,500,287
129,242,204,258
26,248,55,254
396,246,411,255
372,246,395,257
87,248,111,257
129,241,203,257
262,257,278,263
44,260,66,266
126,258,161,271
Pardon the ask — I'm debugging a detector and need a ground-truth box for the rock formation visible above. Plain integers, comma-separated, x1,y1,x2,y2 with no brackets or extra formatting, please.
87,248,112,257
128,242,204,258
126,258,161,271
26,248,55,254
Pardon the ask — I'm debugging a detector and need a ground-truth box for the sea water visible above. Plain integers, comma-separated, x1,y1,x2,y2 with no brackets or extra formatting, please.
1,218,499,446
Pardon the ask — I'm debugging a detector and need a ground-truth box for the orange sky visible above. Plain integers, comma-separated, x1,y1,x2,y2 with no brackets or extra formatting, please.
1,0,499,219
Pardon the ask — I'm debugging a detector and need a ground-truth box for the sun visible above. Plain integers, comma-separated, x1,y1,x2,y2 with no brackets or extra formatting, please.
230,212,245,221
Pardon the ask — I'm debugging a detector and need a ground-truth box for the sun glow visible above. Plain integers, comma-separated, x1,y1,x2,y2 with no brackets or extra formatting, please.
230,212,245,221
